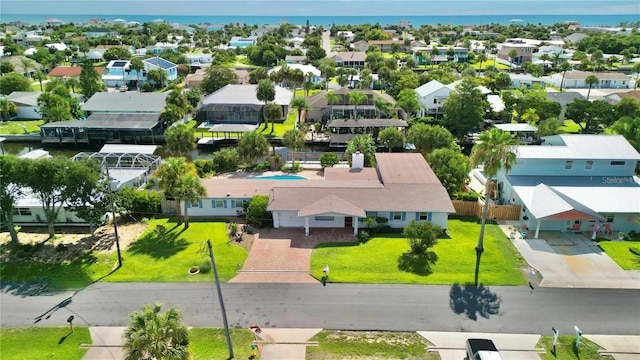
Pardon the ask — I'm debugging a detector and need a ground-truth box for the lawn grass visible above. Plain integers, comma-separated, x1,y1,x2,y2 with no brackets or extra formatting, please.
0,219,247,290
0,327,91,360
311,217,526,285
0,119,44,134
307,331,437,360
560,120,583,134
538,335,613,360
257,111,296,137
190,328,258,360
597,240,640,270
92,218,248,283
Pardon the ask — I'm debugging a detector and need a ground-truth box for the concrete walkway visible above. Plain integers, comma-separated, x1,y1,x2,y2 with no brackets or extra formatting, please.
253,328,322,360
82,327,126,360
418,331,542,360
585,335,640,360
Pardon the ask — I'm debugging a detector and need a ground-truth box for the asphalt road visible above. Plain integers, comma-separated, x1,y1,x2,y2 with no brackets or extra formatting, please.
2,283,639,336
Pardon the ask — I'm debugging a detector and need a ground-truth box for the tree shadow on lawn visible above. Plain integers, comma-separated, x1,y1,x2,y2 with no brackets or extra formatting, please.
397,251,438,276
449,283,502,321
128,225,189,259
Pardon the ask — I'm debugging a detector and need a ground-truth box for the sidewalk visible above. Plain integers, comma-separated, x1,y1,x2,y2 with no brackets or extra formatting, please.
82,327,126,360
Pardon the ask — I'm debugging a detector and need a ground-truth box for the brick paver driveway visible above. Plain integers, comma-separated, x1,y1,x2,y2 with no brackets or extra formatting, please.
229,228,355,283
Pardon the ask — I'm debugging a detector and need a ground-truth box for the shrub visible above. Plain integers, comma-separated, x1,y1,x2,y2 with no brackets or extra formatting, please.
210,148,240,174
281,162,303,173
254,161,271,171
453,191,479,202
115,187,162,218
245,195,271,228
375,217,389,225
194,158,214,177
319,153,340,168
403,220,441,255
357,230,370,243
141,82,154,92
198,258,212,273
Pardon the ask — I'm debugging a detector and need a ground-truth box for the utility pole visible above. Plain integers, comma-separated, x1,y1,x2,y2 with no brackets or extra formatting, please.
105,164,122,268
207,239,234,359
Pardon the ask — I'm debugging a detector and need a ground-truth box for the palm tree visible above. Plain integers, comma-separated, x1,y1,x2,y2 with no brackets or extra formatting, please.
539,53,551,70
256,79,275,130
129,57,144,92
237,131,269,164
147,68,167,88
632,62,640,90
20,58,34,78
65,77,79,93
508,49,519,70
324,90,340,120
585,74,599,100
154,158,197,225
32,71,47,91
175,174,205,229
282,129,305,162
303,72,315,98
263,103,282,134
470,129,518,257
291,97,309,127
558,61,572,92
476,52,487,72
0,98,17,121
551,52,562,69
374,97,392,118
124,304,190,360
347,90,366,119
164,123,196,158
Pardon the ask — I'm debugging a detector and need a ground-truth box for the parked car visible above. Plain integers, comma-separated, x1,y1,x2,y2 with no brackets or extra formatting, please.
465,338,503,360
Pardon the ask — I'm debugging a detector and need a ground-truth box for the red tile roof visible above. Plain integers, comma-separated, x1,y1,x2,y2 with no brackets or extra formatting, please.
48,66,104,77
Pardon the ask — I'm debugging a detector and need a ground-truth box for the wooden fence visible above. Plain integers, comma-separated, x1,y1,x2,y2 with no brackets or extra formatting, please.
452,200,522,220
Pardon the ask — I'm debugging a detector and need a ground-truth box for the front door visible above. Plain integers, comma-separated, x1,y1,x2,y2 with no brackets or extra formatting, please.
572,220,581,231
344,216,352,228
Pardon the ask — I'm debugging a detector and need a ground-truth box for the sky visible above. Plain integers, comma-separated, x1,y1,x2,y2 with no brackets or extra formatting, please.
1,0,638,16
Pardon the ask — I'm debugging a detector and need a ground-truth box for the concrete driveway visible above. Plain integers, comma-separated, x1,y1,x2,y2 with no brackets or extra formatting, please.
499,222,640,289
418,331,542,360
229,228,356,283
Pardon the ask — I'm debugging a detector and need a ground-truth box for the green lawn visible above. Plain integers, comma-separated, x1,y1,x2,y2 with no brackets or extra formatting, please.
538,336,613,360
190,328,258,360
560,120,583,134
307,331,437,360
597,240,640,270
0,327,91,360
92,219,248,283
0,219,248,290
0,120,44,134
257,111,297,137
311,217,526,285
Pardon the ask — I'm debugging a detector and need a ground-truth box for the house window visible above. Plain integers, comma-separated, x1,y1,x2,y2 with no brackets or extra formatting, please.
365,211,377,219
188,201,202,208
314,216,334,221
585,161,594,170
419,212,428,221
605,214,614,223
610,161,625,166
392,212,402,220
212,200,225,208
564,161,573,170
16,208,32,216
235,200,244,208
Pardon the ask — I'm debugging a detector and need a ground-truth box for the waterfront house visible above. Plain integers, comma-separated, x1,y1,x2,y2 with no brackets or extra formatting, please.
40,92,169,145
327,118,408,147
305,88,398,123
549,71,630,90
6,91,44,119
494,134,640,238
183,153,454,235
196,84,293,125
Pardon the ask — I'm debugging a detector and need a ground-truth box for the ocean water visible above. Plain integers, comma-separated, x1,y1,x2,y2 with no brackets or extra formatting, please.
2,14,637,27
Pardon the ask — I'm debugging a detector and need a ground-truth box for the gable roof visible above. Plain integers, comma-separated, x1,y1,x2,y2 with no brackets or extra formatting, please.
201,84,293,106
298,194,366,217
563,70,629,81
82,92,169,113
307,88,396,108
516,134,640,160
527,184,604,220
6,91,43,106
414,80,447,97
328,51,367,62
143,56,177,70
48,65,104,77
375,153,441,184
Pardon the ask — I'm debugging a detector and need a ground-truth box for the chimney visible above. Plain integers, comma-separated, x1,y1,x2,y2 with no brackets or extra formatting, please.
352,151,364,169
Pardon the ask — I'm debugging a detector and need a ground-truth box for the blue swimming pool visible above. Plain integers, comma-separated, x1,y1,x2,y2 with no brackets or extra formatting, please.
256,174,306,180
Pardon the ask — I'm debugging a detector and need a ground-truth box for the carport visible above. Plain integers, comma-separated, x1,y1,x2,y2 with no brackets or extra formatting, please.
297,194,366,236
520,184,604,238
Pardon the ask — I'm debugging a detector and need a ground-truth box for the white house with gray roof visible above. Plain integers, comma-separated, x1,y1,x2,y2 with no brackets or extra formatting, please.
414,80,492,117
549,71,630,89
495,134,640,238
183,153,454,236
82,92,168,114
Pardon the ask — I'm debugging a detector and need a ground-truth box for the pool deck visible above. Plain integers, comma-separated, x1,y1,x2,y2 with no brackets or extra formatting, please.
216,170,326,180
